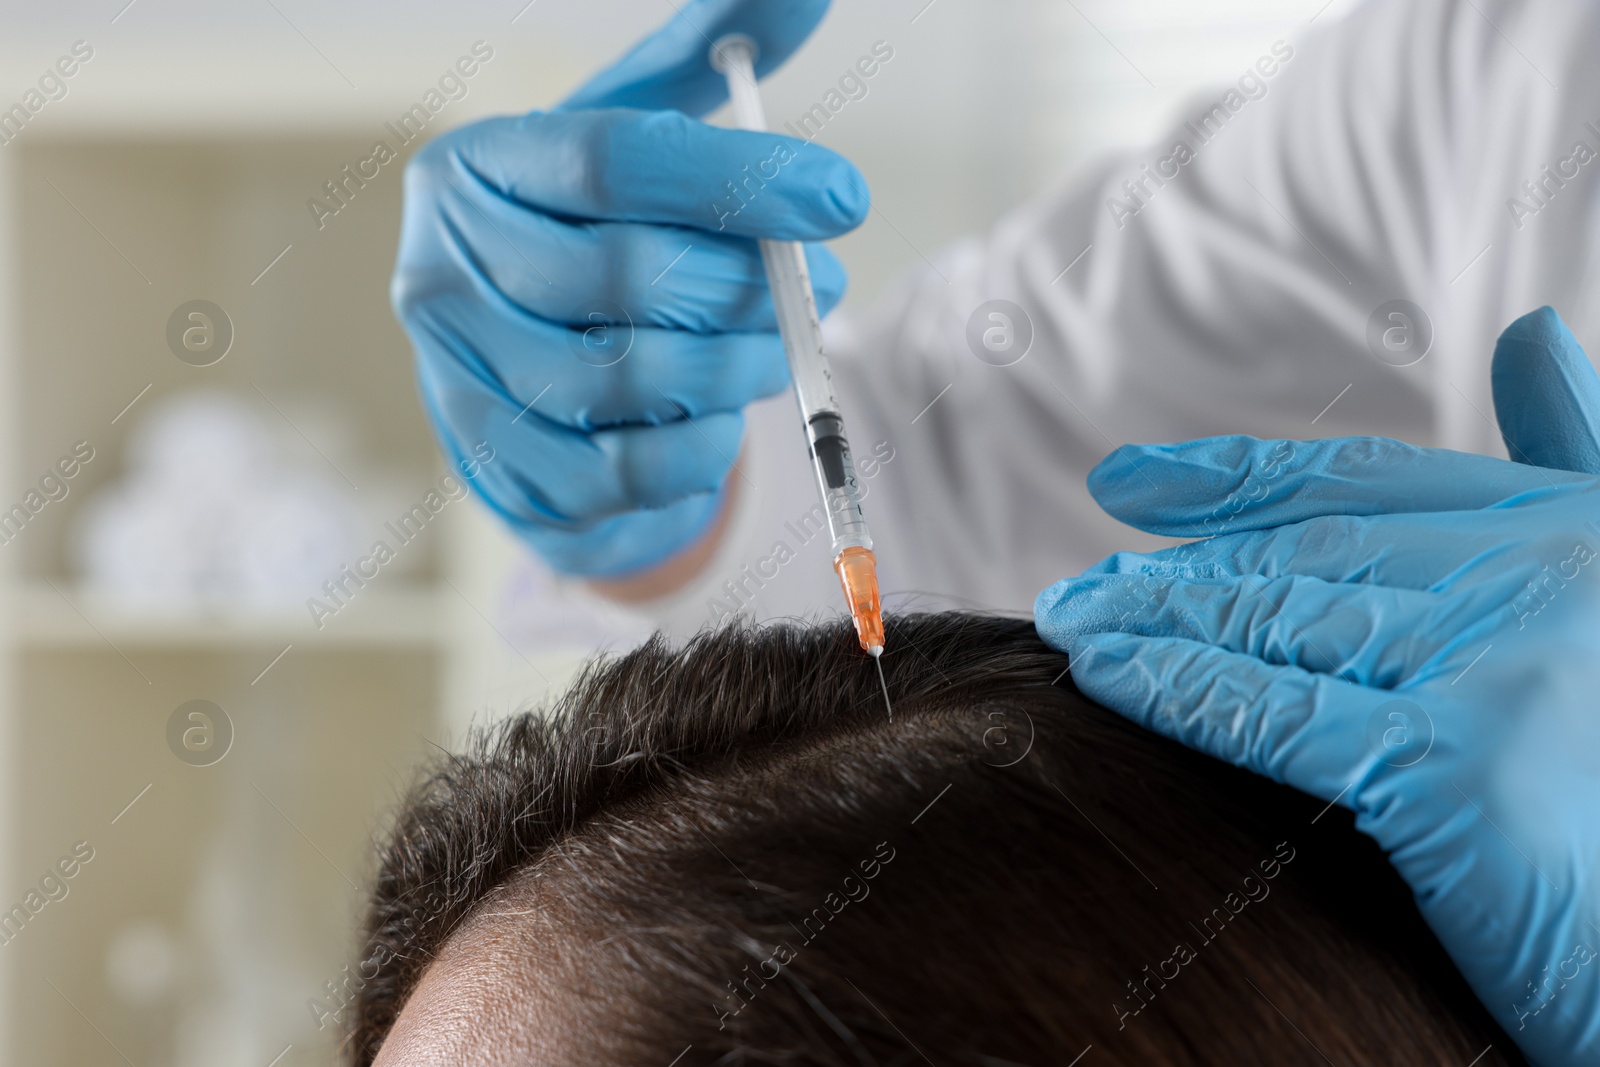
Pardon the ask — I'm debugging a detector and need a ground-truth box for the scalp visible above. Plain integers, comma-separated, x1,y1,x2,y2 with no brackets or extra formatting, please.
352,612,1521,1067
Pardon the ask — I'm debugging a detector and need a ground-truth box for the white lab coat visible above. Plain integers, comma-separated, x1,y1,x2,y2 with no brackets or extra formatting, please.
549,0,1600,641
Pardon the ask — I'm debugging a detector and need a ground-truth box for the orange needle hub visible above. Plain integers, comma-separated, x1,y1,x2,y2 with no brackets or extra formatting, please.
834,545,885,655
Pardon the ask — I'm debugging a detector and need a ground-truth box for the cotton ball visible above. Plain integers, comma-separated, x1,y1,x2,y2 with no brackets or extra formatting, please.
122,389,272,487
74,388,365,608
232,474,362,606
73,482,211,607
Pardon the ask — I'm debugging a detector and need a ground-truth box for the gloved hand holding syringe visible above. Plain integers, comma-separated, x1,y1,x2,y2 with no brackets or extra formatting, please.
711,34,886,659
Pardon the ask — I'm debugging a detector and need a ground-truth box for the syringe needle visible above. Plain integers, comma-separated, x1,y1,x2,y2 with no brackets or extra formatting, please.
711,33,888,656
872,645,892,721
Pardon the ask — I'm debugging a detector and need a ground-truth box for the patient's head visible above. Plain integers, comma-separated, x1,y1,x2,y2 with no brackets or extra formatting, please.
352,613,1518,1066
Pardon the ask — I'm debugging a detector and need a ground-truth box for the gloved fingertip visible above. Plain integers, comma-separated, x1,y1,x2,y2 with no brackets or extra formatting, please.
559,0,833,117
1085,444,1205,530
1086,443,1160,497
826,169,870,227
798,155,869,234
1033,578,1075,635
1062,633,1153,710
1064,631,1137,667
1494,304,1568,349
1492,305,1600,475
1085,437,1241,494
1035,573,1162,642
719,142,868,239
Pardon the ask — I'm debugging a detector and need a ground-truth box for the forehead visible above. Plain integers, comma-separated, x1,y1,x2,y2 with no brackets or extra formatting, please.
371,889,577,1067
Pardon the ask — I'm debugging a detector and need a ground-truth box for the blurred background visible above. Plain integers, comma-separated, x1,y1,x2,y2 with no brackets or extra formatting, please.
0,1,1355,1063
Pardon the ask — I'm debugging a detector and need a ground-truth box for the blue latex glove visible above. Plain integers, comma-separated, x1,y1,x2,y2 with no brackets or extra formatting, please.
392,0,867,577
1036,307,1600,1065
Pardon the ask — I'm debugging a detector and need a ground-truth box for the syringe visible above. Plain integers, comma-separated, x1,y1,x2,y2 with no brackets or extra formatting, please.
710,34,886,658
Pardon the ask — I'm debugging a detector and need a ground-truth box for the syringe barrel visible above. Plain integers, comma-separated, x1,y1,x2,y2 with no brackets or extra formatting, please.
754,238,830,410
715,35,874,555
755,237,872,552
803,409,873,553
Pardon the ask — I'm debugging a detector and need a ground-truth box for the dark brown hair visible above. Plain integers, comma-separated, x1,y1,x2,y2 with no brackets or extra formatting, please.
348,612,1522,1065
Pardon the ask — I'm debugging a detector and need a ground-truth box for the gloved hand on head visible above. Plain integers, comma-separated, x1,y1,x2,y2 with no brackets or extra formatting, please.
1036,307,1600,1065
392,0,866,577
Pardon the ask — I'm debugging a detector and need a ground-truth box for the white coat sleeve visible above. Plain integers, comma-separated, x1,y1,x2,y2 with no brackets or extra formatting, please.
642,0,1600,635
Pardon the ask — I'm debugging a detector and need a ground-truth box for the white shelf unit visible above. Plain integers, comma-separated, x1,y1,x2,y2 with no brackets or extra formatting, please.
0,132,503,1067
16,582,447,650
